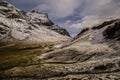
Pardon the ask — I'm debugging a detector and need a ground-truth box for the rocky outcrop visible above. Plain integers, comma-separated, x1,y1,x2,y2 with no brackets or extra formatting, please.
27,10,70,37
103,20,120,40
45,25,71,37
75,19,120,43
0,0,25,19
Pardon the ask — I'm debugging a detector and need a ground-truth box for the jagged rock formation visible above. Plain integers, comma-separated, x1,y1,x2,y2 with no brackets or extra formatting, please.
0,0,25,18
0,0,70,47
75,19,120,43
27,10,70,37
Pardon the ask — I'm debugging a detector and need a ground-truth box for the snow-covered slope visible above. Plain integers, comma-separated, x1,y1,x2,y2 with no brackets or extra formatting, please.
36,19,120,79
0,0,25,18
0,0,70,46
75,19,120,43
27,10,70,37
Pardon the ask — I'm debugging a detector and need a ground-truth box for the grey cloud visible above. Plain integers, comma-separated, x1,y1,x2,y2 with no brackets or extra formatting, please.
70,0,120,30
35,0,81,18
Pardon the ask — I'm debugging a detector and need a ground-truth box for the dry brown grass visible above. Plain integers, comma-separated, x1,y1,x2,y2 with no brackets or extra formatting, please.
0,43,54,71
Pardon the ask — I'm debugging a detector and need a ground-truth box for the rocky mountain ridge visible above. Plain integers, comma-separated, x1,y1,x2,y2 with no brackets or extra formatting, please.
0,0,70,47
76,19,120,41
27,10,70,37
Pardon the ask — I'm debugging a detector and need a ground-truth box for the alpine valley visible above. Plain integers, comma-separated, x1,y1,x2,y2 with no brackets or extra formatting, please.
0,0,120,80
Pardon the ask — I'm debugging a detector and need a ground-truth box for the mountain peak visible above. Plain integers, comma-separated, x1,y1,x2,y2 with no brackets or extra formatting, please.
27,9,52,25
0,1,70,46
27,9,71,37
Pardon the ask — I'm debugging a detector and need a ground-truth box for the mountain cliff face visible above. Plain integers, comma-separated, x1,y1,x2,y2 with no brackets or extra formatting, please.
27,10,70,37
0,0,70,47
75,19,120,43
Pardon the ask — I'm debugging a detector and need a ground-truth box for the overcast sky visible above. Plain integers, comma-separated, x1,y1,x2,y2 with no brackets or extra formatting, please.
6,0,120,36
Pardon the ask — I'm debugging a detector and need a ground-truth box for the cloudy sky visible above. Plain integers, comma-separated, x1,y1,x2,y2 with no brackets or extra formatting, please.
6,0,120,36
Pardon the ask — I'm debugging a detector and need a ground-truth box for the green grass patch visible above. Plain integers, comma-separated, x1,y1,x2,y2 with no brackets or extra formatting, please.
0,43,54,71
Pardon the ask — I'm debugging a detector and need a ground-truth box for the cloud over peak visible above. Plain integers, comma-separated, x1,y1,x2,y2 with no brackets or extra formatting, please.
35,0,120,36
6,0,120,36
35,0,81,18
